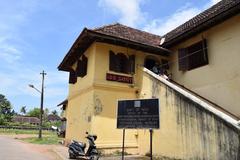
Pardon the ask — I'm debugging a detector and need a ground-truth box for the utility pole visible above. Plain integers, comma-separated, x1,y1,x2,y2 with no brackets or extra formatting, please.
39,70,46,139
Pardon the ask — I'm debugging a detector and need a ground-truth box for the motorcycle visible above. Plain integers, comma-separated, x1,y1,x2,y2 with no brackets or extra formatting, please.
68,132,99,160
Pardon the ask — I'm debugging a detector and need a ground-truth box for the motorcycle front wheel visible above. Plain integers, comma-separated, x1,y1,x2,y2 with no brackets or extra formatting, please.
90,155,99,160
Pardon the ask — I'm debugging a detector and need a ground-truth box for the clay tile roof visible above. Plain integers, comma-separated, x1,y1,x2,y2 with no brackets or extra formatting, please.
47,114,61,121
92,23,162,47
163,0,240,47
13,116,40,124
58,23,170,71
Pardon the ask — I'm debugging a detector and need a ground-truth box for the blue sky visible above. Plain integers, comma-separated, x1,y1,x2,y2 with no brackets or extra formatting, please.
0,0,220,113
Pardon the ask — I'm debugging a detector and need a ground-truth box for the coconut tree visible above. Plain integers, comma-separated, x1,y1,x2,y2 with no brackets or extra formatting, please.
20,106,27,115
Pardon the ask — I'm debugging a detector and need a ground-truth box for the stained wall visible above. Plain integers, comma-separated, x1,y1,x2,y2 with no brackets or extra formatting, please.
169,14,240,117
138,71,240,159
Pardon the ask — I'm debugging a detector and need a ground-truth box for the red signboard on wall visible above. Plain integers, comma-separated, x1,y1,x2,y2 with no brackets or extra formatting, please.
106,73,133,84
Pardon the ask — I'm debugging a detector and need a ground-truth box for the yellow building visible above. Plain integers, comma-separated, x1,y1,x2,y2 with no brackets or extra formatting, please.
58,23,170,152
58,0,240,159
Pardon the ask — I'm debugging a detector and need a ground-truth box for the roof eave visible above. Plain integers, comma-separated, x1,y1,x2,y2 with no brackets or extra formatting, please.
87,30,171,55
57,99,68,106
162,2,240,48
58,28,89,71
58,29,171,72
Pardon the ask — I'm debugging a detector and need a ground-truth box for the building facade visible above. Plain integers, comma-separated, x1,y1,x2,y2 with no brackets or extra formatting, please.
58,0,240,158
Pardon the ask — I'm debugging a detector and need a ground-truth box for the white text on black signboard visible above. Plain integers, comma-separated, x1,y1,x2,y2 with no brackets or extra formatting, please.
117,99,159,129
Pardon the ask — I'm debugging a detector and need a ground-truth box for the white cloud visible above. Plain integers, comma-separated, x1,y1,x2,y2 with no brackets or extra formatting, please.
144,5,200,35
0,66,68,98
0,40,22,64
0,1,40,64
98,0,145,27
0,64,68,114
98,0,222,35
143,0,222,36
0,1,68,111
208,0,221,6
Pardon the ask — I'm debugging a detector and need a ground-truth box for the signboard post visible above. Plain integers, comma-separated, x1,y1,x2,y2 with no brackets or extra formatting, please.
122,129,125,160
149,128,153,160
117,99,159,160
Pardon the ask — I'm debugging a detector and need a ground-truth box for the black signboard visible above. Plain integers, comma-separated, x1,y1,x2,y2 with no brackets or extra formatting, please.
117,99,159,129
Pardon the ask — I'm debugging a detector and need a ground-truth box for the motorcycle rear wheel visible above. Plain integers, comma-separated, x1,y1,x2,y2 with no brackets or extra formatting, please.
90,155,99,160
69,153,76,159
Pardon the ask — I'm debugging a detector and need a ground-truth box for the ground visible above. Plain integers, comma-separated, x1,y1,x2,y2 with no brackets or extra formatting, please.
0,135,62,160
0,129,152,160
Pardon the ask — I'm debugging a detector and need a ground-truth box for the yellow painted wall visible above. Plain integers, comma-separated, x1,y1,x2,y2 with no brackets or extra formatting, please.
91,88,138,153
65,90,94,142
138,70,240,159
62,106,67,118
68,43,96,98
94,42,167,88
65,41,169,152
169,14,240,117
94,42,166,88
62,14,240,158
91,42,168,153
65,43,96,143
63,16,240,157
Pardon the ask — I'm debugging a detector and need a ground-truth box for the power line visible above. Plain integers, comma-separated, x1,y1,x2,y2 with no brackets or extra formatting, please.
157,46,208,69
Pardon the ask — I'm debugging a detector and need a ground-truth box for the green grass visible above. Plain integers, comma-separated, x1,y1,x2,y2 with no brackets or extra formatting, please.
0,128,63,145
0,128,54,135
21,135,62,145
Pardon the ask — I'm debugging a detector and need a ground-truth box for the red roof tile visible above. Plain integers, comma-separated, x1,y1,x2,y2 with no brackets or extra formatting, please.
58,24,169,71
92,23,161,47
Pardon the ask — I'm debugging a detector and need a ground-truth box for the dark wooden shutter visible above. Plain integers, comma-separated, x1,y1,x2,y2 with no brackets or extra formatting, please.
109,51,135,74
129,55,135,74
123,55,131,74
81,55,88,77
117,53,127,74
69,70,77,84
187,39,208,70
76,55,88,77
109,50,116,71
76,60,82,76
202,39,208,64
116,53,124,73
62,105,66,110
188,41,201,69
178,48,188,71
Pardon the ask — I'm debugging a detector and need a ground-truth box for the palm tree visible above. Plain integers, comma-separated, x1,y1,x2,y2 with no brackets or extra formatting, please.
20,106,26,115
52,110,58,115
43,108,49,121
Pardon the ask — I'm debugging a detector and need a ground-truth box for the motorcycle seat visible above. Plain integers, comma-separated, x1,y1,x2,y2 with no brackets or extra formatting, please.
78,142,86,148
72,140,86,148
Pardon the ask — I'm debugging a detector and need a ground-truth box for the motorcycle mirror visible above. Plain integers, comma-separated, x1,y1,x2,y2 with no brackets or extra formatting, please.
86,132,88,134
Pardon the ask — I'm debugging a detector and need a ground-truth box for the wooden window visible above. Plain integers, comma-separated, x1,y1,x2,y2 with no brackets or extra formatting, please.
178,48,189,71
178,39,208,71
118,53,128,73
109,50,117,71
69,70,77,84
109,50,135,74
76,55,88,77
129,55,135,74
